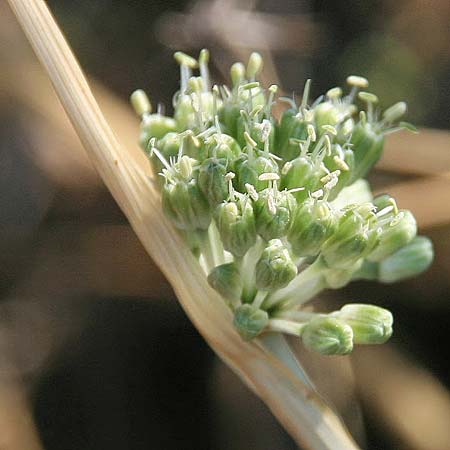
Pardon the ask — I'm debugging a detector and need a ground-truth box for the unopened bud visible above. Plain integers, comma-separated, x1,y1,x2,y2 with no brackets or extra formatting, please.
162,178,211,231
335,304,393,344
233,304,269,340
198,157,229,205
255,239,297,291
215,193,257,258
369,210,417,262
302,317,354,355
253,189,297,240
378,236,433,283
208,262,243,301
287,198,335,257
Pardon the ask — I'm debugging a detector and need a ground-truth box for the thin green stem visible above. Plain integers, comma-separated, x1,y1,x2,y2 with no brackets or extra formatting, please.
252,290,268,309
263,258,326,311
208,221,225,266
267,319,306,336
237,237,265,302
197,230,215,274
274,310,318,321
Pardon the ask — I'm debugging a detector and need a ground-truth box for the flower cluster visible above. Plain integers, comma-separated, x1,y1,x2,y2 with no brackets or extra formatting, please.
131,50,433,355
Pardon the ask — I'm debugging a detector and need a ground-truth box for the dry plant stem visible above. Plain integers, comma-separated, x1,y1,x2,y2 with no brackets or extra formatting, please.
0,380,44,450
6,0,359,448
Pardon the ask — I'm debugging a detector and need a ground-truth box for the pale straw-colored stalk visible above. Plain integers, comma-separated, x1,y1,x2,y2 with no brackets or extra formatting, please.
6,0,359,448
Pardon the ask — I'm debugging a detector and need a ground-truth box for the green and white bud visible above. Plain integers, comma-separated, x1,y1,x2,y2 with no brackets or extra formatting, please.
322,204,380,269
162,176,211,231
334,304,393,344
235,154,279,193
255,239,297,291
203,132,241,160
253,183,297,241
350,120,385,182
302,316,354,355
280,155,324,202
378,236,434,283
276,109,309,161
368,209,417,262
233,304,269,340
215,192,257,258
198,157,229,205
207,262,243,303
287,198,336,257
139,114,177,147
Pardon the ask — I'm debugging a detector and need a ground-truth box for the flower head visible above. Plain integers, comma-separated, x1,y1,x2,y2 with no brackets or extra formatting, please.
131,50,432,355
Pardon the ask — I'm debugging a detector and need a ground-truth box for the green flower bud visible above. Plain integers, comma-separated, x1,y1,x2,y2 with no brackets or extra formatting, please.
207,262,243,302
203,133,241,161
162,177,211,231
322,145,355,200
314,102,341,130
255,239,297,291
235,155,279,192
147,133,181,190
335,304,393,344
287,198,336,257
322,205,380,269
253,187,297,240
139,114,177,148
378,236,433,283
218,103,241,137
198,157,229,205
350,121,384,182
215,193,256,257
162,157,211,230
279,156,323,202
336,118,355,145
233,304,269,340
368,210,417,262
174,92,216,131
236,117,276,151
313,89,356,134
275,109,309,161
302,316,353,355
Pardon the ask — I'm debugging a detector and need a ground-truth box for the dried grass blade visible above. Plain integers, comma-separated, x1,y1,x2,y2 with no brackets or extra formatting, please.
6,0,359,448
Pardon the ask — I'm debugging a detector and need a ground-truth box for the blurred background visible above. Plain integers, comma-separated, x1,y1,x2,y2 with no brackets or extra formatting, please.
1,0,450,449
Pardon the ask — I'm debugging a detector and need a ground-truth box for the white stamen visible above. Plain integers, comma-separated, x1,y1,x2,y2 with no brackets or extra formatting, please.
245,183,259,201
287,187,305,194
281,162,293,175
258,173,280,182
307,124,316,142
244,131,257,148
376,205,394,217
311,189,324,199
322,125,337,135
267,193,277,215
333,156,350,171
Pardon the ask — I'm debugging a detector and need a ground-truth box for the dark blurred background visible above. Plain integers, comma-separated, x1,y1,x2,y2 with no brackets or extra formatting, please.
1,1,450,449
